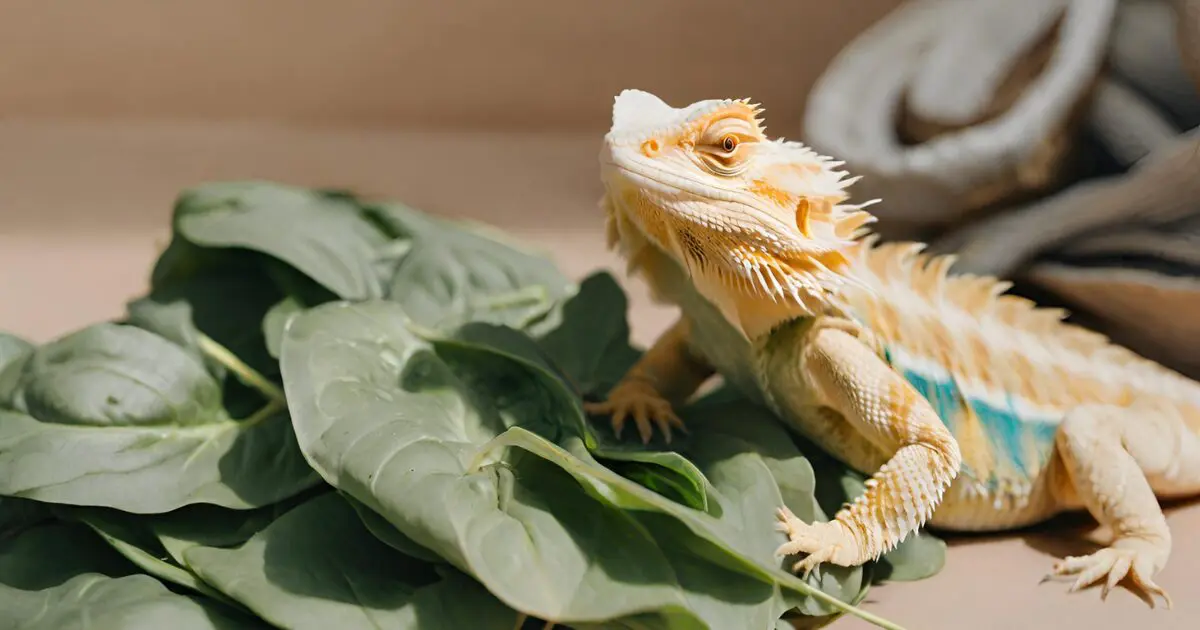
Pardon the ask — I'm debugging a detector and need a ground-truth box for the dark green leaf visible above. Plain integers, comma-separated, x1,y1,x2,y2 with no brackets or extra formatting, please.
675,399,865,617
537,271,642,397
871,531,947,583
0,497,48,541
455,313,713,512
58,506,236,606
0,574,261,630
134,254,287,388
148,488,325,566
0,521,134,590
342,493,441,564
0,522,262,629
182,491,518,630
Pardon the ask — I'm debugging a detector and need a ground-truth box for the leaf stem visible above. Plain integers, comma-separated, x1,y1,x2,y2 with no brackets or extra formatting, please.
196,333,286,403
486,428,910,630
241,398,287,427
470,285,548,310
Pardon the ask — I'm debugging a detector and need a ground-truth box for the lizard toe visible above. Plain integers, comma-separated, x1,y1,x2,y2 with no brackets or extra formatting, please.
1049,544,1171,608
774,507,856,574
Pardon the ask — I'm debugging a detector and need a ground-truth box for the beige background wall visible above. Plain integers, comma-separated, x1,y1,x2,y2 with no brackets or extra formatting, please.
0,0,900,133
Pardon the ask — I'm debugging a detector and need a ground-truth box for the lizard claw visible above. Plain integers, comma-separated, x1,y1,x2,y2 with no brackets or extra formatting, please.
774,506,856,577
1045,541,1172,609
583,382,686,444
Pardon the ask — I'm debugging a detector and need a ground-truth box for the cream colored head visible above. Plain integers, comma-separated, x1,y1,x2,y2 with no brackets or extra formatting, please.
599,89,878,321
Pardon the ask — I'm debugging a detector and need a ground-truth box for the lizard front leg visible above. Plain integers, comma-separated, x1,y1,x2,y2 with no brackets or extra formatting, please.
583,317,714,443
775,323,962,574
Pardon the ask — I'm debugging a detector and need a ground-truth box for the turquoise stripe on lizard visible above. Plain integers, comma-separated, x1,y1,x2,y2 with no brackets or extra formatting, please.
894,364,1059,481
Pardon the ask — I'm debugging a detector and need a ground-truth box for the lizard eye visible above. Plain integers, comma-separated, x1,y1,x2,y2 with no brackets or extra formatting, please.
695,117,758,176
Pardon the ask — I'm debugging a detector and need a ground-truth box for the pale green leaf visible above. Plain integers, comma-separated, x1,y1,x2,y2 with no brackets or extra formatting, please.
262,297,305,359
0,323,318,513
279,300,889,629
0,333,33,372
11,324,221,428
366,202,574,334
172,181,392,301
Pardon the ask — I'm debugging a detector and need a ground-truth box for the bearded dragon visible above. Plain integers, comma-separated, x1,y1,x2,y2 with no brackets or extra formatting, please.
584,89,1200,608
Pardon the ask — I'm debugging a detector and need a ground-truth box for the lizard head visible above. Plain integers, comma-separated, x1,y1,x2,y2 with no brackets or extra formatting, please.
599,89,878,323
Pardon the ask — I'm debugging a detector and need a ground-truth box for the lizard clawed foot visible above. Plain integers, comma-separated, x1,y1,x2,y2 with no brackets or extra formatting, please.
1044,540,1173,609
773,506,858,578
582,380,686,444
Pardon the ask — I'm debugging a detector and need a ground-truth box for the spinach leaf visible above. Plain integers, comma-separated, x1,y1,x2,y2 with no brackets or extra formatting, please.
11,323,221,427
0,323,319,513
144,483,331,566
262,296,305,359
674,397,864,618
365,202,574,335
0,521,135,590
0,333,32,372
278,299,890,628
0,333,35,408
0,521,262,630
279,301,707,626
183,491,518,630
342,493,442,564
0,497,48,541
130,255,285,387
57,506,236,606
528,272,711,508
171,181,392,301
537,271,643,398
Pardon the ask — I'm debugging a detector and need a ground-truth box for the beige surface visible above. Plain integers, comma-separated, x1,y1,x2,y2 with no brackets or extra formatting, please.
1,121,1197,630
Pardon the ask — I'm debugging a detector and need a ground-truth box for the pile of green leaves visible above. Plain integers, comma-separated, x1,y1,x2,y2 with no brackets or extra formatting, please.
0,182,945,630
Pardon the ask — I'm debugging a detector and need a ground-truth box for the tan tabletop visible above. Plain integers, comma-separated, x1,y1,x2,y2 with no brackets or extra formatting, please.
1,120,1197,630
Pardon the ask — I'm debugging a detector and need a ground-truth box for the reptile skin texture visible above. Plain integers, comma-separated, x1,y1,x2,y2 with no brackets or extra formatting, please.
584,89,1200,609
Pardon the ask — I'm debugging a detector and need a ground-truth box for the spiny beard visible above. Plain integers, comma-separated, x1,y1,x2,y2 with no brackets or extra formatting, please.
672,225,854,316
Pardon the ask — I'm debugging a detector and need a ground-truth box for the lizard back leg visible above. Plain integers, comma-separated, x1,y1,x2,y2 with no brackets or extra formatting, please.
1048,400,1200,608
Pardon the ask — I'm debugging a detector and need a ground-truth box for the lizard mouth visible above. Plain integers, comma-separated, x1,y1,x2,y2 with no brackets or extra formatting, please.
601,157,798,239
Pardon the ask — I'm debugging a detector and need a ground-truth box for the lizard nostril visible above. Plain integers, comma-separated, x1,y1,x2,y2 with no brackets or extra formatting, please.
641,139,660,156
